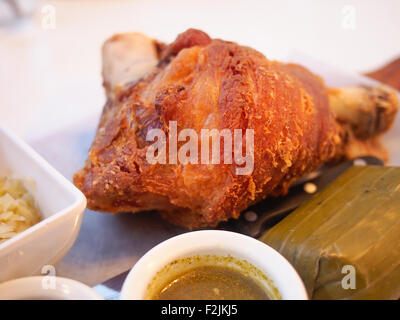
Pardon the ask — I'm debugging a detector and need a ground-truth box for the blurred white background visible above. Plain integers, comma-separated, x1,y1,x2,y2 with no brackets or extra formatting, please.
0,0,399,140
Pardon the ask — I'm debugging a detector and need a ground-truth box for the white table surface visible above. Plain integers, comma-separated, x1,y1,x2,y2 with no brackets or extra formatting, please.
1,0,400,141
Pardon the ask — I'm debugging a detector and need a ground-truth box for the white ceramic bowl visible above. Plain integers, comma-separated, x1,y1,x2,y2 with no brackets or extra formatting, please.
0,125,86,283
0,276,103,300
121,230,308,300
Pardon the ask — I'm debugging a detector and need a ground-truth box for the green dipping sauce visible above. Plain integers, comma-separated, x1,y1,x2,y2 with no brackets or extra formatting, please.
155,265,270,300
145,255,278,300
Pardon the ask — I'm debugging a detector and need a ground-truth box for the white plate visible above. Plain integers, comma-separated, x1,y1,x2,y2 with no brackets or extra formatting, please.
0,276,103,300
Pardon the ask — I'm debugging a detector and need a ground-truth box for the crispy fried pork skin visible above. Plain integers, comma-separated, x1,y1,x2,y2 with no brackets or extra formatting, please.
74,29,397,229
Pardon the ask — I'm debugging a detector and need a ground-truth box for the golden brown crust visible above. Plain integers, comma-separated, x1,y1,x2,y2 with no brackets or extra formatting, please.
74,29,343,228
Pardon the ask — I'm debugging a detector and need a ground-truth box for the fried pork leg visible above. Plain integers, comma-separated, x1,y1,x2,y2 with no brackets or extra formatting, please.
74,29,398,228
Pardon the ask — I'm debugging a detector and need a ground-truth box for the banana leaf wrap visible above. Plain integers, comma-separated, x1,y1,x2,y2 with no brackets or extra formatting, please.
260,166,400,299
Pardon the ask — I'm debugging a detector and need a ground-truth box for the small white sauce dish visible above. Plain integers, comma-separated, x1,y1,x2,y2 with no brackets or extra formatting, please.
0,276,103,300
0,125,86,283
121,230,308,300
